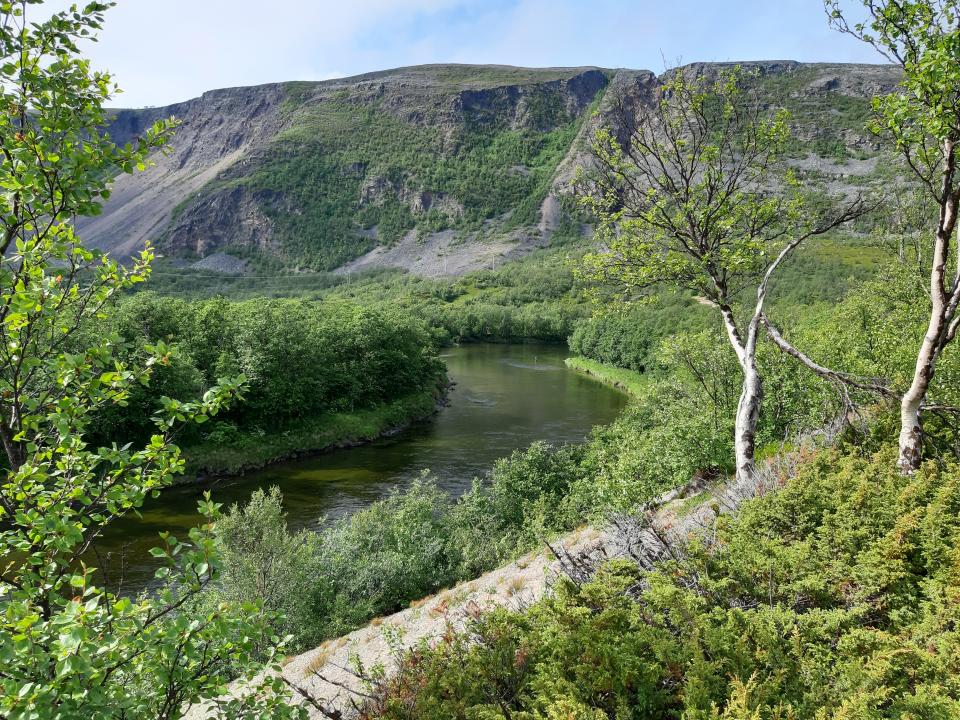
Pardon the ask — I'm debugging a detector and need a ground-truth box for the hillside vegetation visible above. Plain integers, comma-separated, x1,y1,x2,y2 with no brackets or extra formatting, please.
7,2,960,719
78,61,901,275
360,446,960,719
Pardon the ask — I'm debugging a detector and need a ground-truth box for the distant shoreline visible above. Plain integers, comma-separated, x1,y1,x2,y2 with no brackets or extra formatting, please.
173,379,450,486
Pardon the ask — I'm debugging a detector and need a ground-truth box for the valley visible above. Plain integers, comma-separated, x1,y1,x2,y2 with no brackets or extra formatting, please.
6,1,960,715
97,343,627,594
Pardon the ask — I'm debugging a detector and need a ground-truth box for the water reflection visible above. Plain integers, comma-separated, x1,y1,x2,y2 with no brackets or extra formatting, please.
98,343,627,592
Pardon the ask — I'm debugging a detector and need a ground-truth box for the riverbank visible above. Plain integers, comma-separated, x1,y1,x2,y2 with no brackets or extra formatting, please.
97,344,627,595
564,356,649,397
181,382,449,481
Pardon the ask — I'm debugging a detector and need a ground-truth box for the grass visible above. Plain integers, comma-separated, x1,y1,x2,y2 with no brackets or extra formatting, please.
183,386,443,478
564,356,650,397
671,489,716,518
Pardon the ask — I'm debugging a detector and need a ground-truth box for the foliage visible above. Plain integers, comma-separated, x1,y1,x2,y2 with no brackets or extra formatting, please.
568,295,712,372
216,315,842,653
359,446,960,719
0,3,298,718
139,232,890,357
791,264,960,407
309,477,458,639
576,67,795,305
577,65,866,481
569,324,844,514
217,442,587,650
86,293,446,465
571,347,736,512
215,487,320,649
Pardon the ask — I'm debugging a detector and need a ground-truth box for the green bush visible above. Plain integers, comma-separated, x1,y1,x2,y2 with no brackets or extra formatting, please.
217,441,603,650
569,295,712,372
87,293,445,450
794,263,960,408
360,446,960,719
215,487,322,649
310,477,455,637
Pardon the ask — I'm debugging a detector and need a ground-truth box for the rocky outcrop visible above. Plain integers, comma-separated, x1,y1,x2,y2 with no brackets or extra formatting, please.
455,68,608,132
165,186,287,256
77,62,903,275
80,65,611,266
76,83,288,258
359,175,464,220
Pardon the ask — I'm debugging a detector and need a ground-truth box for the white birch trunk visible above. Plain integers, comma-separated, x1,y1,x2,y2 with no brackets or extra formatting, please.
735,359,763,483
899,140,959,474
898,286,949,473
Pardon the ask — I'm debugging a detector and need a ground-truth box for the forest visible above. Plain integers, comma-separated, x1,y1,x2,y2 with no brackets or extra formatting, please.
86,294,446,475
3,1,960,720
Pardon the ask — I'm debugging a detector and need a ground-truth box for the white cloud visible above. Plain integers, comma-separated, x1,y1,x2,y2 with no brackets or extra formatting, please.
47,0,467,105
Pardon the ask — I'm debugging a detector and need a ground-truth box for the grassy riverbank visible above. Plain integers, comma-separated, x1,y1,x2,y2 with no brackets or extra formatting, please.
183,383,447,479
564,356,649,396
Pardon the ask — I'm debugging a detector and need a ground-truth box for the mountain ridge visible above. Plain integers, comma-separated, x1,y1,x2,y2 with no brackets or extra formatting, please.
79,61,902,276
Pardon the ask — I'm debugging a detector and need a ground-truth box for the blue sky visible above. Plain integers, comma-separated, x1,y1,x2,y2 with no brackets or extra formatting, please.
52,0,881,107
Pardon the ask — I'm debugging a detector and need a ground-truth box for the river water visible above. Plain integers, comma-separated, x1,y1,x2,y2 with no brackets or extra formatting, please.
99,343,628,593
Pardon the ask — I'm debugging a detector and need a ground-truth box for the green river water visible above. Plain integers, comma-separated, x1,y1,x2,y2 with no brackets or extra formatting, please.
99,343,628,593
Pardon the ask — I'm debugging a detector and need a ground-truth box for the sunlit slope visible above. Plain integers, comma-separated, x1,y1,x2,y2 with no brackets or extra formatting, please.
79,62,901,273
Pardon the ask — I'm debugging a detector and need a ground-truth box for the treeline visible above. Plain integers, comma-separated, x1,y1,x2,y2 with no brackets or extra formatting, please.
572,263,960,443
568,295,713,372
86,293,445,451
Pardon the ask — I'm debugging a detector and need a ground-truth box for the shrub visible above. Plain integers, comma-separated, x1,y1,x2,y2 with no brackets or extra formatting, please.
87,294,445,449
309,477,455,637
358,446,960,719
215,487,322,649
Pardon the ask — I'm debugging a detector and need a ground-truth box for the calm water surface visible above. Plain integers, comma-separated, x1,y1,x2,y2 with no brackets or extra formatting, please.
100,343,627,592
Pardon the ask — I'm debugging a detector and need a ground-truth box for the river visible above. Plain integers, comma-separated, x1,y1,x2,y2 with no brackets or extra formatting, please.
99,343,628,593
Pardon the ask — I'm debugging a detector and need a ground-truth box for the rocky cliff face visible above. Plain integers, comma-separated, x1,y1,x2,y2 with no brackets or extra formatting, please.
76,83,288,258
79,61,902,275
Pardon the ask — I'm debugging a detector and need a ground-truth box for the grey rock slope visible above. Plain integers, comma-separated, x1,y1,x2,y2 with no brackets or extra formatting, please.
79,61,902,275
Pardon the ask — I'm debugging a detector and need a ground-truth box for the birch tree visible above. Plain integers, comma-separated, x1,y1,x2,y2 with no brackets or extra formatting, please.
826,0,960,472
0,3,300,717
577,68,864,482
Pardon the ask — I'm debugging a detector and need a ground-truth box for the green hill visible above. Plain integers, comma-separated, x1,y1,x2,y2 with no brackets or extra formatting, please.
79,61,901,274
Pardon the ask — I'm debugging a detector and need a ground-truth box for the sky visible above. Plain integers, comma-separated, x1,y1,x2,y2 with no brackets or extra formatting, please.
47,0,881,108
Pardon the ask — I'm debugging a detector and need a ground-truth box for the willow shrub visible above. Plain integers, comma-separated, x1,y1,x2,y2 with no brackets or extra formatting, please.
88,293,444,446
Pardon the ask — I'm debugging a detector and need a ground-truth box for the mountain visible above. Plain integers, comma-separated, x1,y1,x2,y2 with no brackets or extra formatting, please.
78,62,902,276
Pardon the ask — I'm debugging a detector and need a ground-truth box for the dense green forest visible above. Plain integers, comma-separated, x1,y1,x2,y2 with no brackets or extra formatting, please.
84,295,446,475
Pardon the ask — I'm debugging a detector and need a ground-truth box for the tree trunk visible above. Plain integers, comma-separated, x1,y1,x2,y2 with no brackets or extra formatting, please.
0,414,24,472
898,141,958,474
734,359,763,484
898,324,941,474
